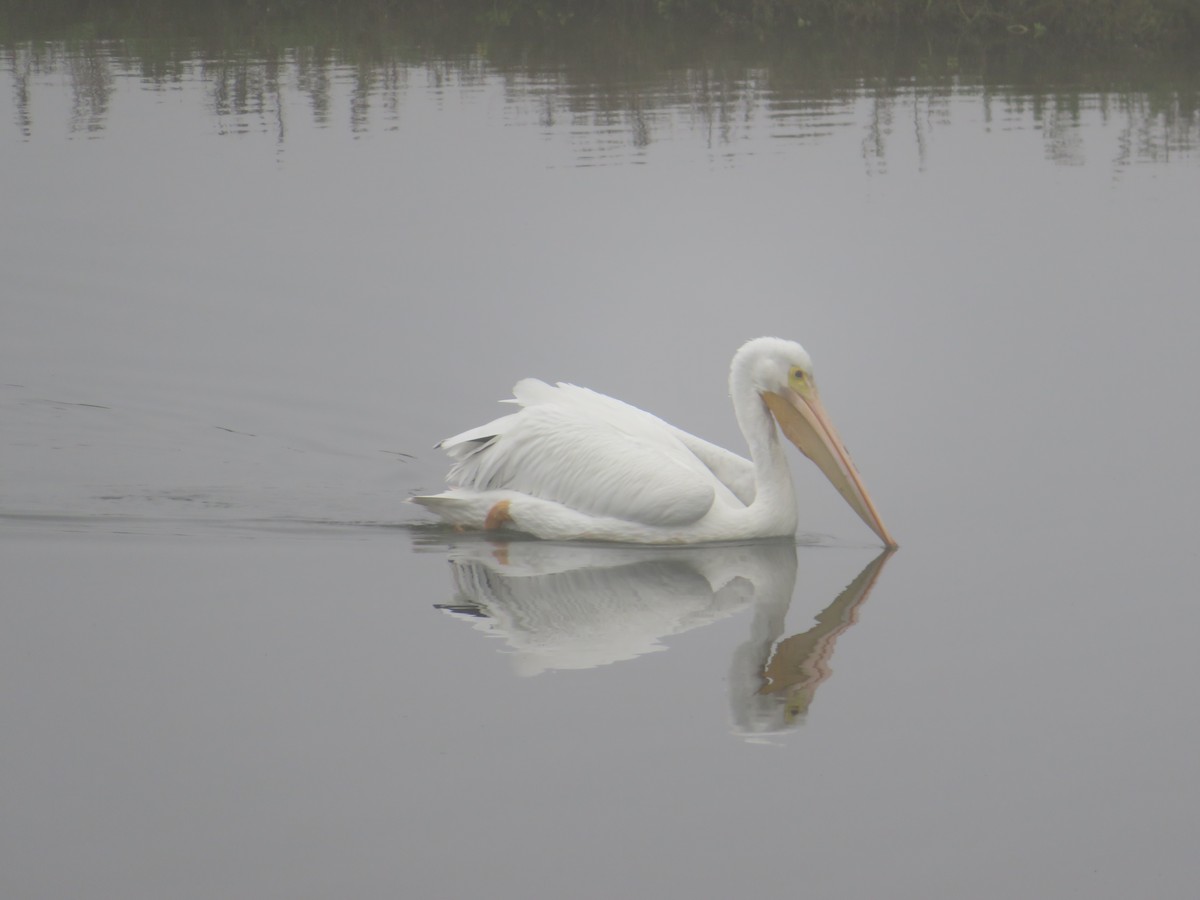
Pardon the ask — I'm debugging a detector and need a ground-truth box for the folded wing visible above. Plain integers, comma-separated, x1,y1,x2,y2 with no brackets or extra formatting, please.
438,380,733,528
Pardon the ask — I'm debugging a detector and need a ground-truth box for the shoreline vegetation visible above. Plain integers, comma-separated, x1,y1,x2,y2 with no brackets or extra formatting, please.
5,1,1197,161
4,0,1199,50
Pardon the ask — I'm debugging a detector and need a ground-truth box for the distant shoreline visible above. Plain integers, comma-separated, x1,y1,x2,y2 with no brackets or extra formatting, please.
4,0,1199,50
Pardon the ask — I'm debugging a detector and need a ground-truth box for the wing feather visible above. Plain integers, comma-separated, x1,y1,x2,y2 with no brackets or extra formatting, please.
518,380,757,505
442,384,720,528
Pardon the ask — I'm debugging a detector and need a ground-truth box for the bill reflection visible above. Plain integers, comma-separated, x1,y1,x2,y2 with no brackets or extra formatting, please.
731,548,891,737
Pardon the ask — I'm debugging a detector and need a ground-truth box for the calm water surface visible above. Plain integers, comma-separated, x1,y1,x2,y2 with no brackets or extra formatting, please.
3,27,1200,900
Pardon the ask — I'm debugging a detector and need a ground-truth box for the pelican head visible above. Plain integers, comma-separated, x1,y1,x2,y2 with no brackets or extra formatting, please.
735,337,896,547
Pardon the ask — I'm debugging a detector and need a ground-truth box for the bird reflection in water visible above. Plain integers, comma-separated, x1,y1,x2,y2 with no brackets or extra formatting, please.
425,532,894,737
732,548,891,736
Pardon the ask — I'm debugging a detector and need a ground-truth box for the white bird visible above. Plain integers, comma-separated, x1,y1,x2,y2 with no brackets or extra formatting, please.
411,337,896,546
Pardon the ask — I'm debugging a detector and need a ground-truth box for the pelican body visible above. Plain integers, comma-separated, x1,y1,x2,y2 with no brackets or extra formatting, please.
412,337,895,546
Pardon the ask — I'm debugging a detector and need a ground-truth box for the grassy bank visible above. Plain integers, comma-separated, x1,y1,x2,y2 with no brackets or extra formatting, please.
470,0,1200,47
4,0,1199,49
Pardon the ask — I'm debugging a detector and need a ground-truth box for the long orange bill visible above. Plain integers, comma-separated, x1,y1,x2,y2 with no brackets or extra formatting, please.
764,387,897,548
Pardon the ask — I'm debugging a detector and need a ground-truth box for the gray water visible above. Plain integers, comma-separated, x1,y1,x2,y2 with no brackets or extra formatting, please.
3,31,1200,900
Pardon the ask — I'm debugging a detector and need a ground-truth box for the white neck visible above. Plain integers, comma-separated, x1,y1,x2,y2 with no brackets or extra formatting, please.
729,362,799,531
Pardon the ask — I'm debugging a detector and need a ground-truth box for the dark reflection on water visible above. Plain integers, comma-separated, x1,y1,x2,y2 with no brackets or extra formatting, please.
4,23,1198,166
423,535,891,737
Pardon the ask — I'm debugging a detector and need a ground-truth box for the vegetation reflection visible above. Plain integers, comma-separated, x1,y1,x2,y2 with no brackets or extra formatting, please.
5,8,1198,167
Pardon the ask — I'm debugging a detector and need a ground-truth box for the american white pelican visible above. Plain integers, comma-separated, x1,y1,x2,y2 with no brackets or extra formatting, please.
412,337,896,546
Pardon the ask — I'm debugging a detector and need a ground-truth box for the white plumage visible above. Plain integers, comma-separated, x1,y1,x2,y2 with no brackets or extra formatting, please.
412,337,895,546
